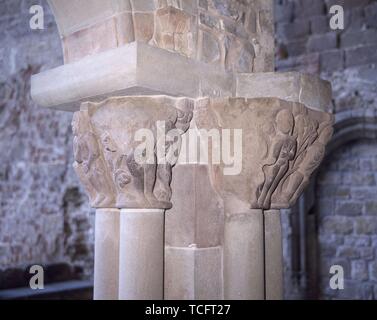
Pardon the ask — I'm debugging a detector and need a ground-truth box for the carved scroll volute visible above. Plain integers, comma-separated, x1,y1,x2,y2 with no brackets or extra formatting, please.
195,97,334,212
72,96,193,209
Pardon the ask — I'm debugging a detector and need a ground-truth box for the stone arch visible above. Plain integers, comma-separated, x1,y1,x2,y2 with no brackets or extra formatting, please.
286,109,377,299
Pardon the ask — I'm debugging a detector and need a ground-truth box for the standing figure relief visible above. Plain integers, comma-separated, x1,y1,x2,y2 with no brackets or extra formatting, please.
253,109,297,209
251,103,334,210
72,97,193,209
72,111,115,207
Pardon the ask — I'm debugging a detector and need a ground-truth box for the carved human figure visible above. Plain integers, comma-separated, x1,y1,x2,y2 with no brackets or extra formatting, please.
277,124,333,206
72,112,115,207
100,130,161,208
154,101,193,207
256,109,297,209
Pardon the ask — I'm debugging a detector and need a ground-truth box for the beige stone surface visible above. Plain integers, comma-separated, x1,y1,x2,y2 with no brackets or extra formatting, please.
31,42,233,111
236,72,332,113
48,0,274,71
93,208,120,300
264,210,283,300
34,0,334,302
195,97,334,211
224,210,265,299
165,246,222,300
118,209,165,300
72,95,193,209
166,164,223,247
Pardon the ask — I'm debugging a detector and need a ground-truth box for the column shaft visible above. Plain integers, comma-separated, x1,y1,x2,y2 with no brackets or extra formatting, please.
94,208,120,300
264,209,283,300
118,209,165,300
224,209,265,299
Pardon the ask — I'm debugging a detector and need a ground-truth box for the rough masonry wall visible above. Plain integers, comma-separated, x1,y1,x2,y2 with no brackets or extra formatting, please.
275,0,377,299
60,0,274,72
317,141,377,299
0,0,94,287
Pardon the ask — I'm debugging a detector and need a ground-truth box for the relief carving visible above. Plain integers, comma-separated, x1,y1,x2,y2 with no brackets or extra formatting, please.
72,111,115,207
72,96,193,209
251,103,334,209
195,97,333,212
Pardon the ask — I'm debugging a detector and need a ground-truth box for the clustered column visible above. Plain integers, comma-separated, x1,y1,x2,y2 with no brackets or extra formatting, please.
72,96,193,299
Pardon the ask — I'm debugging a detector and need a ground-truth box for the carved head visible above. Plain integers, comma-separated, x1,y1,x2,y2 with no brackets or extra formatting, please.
276,109,294,135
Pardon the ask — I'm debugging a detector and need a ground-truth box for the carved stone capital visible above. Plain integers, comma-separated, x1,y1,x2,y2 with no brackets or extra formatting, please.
196,97,334,211
72,96,193,209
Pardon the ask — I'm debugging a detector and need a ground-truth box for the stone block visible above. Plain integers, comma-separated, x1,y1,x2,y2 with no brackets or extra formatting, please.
274,0,294,23
335,201,362,216
307,33,337,53
359,247,374,260
355,218,377,235
336,246,360,259
365,201,377,216
164,246,222,299
320,49,344,72
276,20,310,40
31,42,234,111
310,15,330,34
351,260,368,281
236,71,332,112
294,0,325,18
345,45,377,67
166,164,224,248
341,29,377,48
284,39,307,57
321,216,353,235
130,0,156,12
344,235,370,247
369,261,377,281
365,2,377,28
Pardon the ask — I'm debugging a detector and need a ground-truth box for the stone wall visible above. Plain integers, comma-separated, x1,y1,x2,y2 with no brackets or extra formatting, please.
0,0,94,287
275,0,377,299
59,0,274,73
317,140,377,299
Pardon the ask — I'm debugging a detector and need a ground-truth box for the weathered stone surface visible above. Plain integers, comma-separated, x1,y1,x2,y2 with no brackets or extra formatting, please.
49,0,274,71
164,246,222,300
0,0,95,279
236,71,332,112
31,42,234,111
72,96,193,209
196,97,333,210
166,164,223,248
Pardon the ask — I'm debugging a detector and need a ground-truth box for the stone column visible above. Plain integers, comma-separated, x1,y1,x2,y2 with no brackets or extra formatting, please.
224,210,265,299
31,0,334,301
195,95,334,300
264,209,283,300
119,209,165,300
70,96,193,300
94,208,120,300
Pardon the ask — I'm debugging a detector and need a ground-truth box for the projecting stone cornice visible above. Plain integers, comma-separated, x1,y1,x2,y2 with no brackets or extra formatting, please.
31,42,332,114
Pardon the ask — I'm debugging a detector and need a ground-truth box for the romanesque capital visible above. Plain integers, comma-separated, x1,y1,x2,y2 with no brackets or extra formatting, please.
72,96,193,209
196,97,334,211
